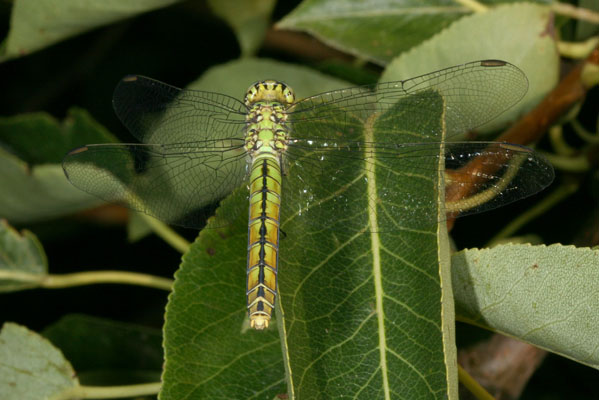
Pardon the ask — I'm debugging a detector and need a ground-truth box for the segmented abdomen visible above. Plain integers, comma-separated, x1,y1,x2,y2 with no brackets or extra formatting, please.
246,155,281,329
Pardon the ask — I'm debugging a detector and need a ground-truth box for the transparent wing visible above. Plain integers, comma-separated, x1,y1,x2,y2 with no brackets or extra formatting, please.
281,140,554,233
281,82,552,233
288,60,528,139
112,75,248,144
66,61,550,234
62,140,248,229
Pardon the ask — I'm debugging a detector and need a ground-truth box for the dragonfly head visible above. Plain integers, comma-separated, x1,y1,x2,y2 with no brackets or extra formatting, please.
245,80,295,107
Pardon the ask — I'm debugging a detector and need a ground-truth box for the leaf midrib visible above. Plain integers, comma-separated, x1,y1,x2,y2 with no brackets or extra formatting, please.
364,116,390,399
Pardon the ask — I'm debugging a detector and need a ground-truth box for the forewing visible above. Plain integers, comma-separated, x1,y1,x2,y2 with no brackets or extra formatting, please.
62,140,248,229
113,75,248,144
288,60,528,139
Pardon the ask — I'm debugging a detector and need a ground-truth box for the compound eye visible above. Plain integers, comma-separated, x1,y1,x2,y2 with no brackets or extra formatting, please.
244,82,261,105
285,92,295,104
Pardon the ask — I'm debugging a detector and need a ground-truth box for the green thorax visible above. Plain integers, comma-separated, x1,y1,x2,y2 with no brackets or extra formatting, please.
244,80,295,160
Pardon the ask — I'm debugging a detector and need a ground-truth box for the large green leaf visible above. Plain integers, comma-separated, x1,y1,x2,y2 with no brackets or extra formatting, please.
381,2,559,134
1,0,180,62
278,91,454,398
276,1,551,66
453,244,599,370
0,108,117,223
162,58,456,399
277,0,469,65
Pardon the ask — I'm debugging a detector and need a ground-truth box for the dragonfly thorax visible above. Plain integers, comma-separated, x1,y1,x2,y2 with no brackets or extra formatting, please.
245,104,289,156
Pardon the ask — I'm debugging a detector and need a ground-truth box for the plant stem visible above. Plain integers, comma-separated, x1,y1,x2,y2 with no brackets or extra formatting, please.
540,151,591,172
549,125,577,156
140,213,191,253
571,119,599,144
558,37,599,59
458,364,495,400
551,2,599,24
42,270,173,290
51,382,161,400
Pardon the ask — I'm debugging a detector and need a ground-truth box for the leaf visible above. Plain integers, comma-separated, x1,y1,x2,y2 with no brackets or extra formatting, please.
279,90,455,398
381,2,559,133
277,0,469,65
208,0,276,57
0,108,117,223
0,323,79,400
452,244,599,370
0,219,47,292
42,314,163,384
1,0,180,62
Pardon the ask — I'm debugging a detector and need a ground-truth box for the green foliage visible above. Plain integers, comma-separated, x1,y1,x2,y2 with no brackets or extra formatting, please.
1,0,179,62
43,314,163,383
0,0,598,399
0,220,47,292
453,244,599,370
381,3,559,133
0,323,79,399
187,58,352,98
0,109,117,223
162,67,456,398
277,90,454,398
277,0,469,65
207,0,276,57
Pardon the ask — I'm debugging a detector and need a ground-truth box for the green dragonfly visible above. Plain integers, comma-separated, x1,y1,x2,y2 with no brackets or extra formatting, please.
62,60,554,329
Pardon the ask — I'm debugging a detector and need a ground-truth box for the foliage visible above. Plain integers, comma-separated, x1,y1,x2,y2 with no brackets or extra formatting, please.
1,0,598,399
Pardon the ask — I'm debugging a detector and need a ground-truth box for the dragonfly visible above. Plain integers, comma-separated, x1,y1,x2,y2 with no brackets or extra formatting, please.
62,60,554,330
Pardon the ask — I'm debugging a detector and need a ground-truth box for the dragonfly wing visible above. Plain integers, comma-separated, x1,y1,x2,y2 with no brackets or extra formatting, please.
443,141,554,216
62,141,248,229
282,139,553,233
288,60,528,139
113,75,248,144
279,60,548,233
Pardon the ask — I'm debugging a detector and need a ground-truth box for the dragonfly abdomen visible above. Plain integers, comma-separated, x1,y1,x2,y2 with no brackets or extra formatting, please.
246,155,282,329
